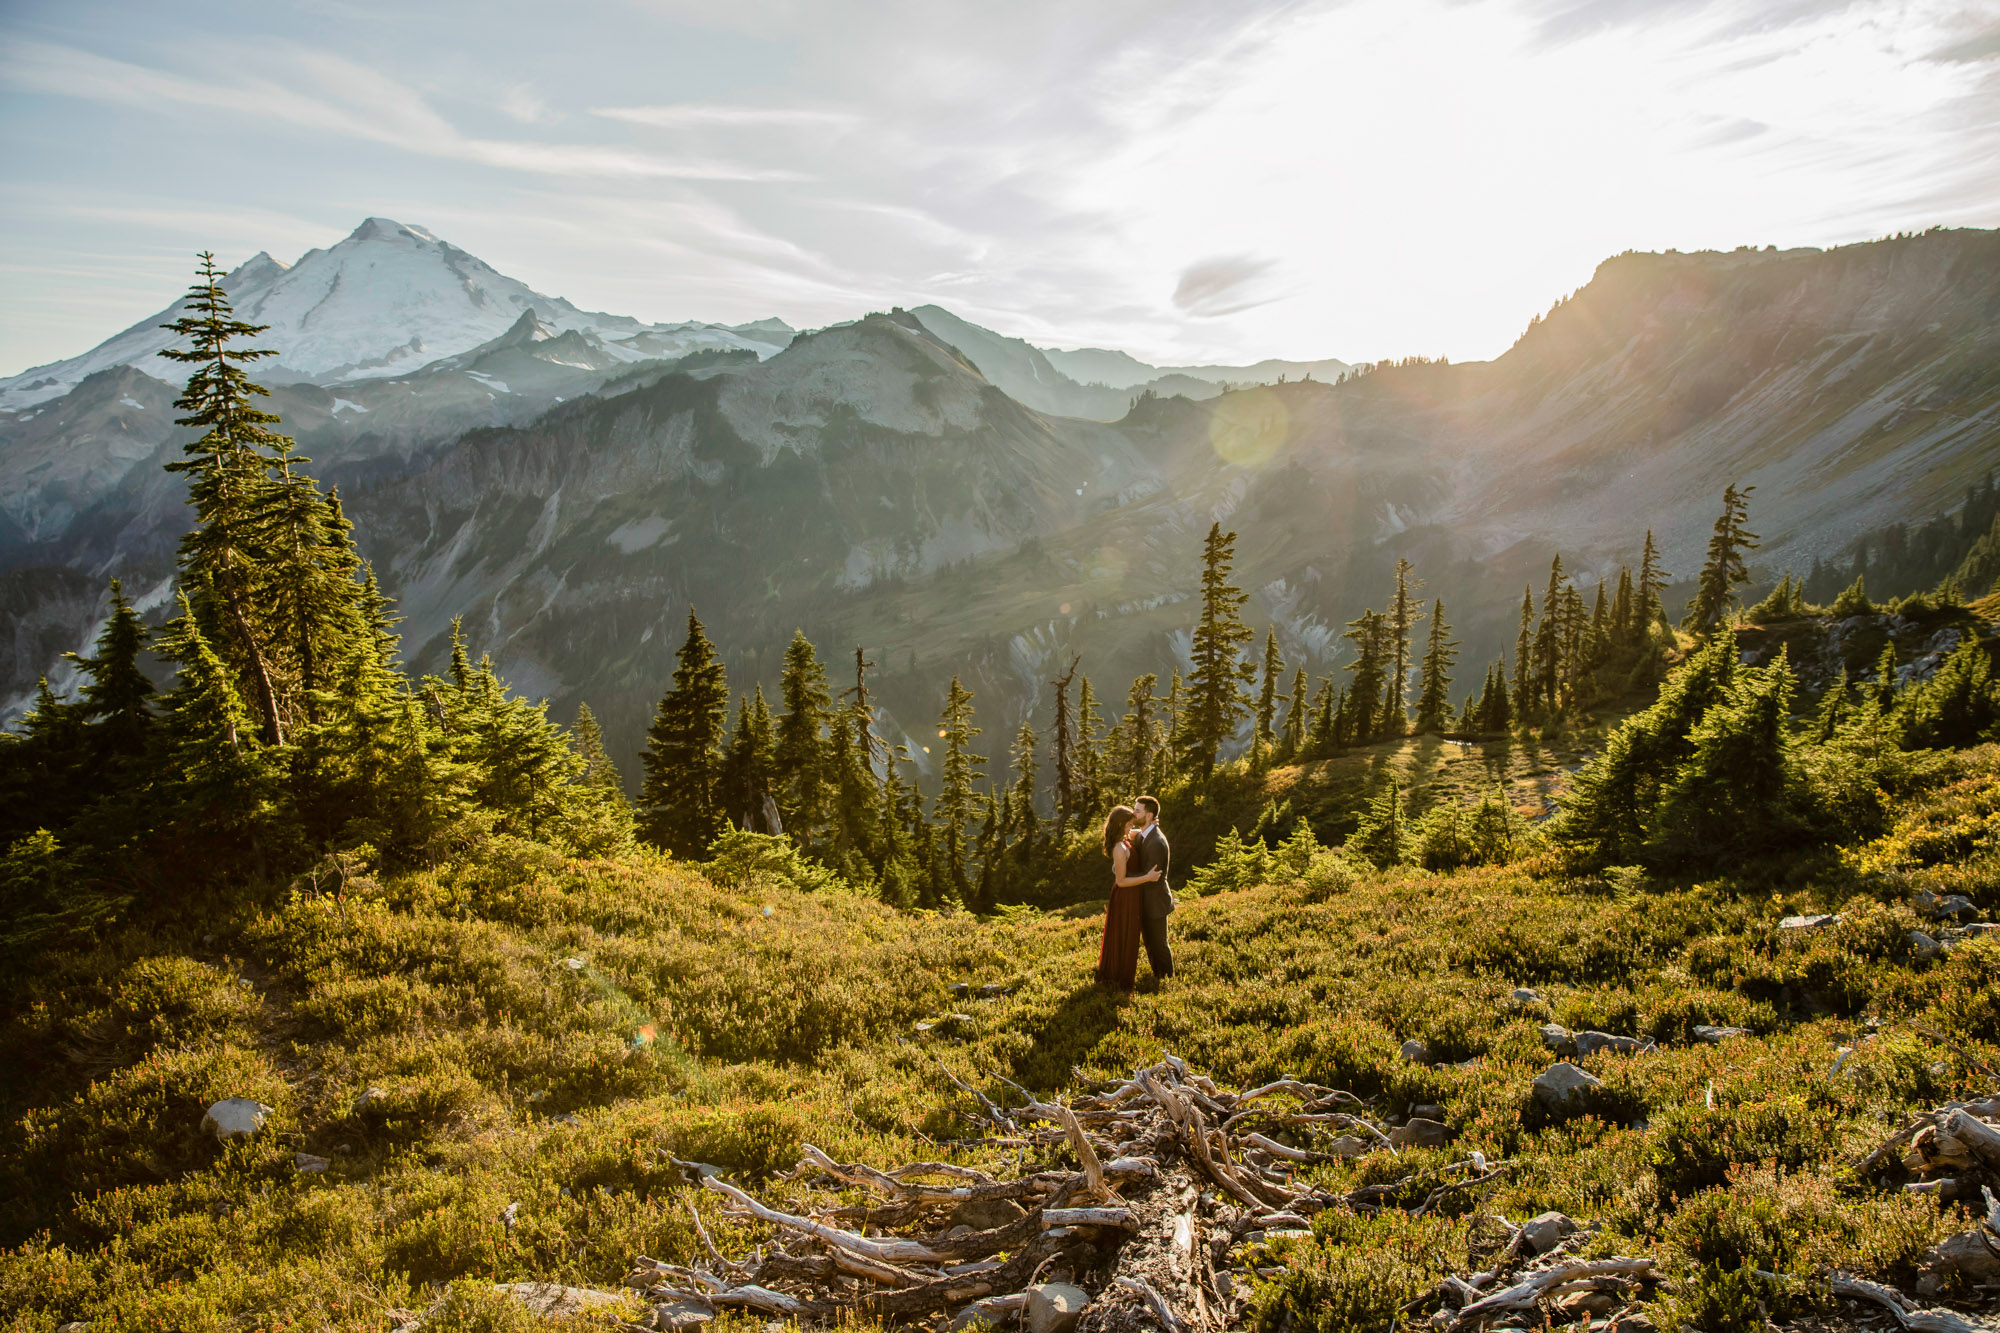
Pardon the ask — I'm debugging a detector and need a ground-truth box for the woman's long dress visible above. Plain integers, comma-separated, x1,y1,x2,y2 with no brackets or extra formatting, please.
1097,879,1142,991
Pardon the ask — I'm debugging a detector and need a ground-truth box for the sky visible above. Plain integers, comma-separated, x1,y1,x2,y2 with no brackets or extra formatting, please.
2,0,1997,377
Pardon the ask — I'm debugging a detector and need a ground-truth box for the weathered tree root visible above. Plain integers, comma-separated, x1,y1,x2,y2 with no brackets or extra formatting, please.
625,1055,1541,1331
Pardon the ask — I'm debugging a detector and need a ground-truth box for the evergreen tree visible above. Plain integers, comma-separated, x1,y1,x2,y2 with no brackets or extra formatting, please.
1414,599,1457,733
1184,523,1256,777
1869,642,1899,710
1812,669,1851,744
66,578,155,761
1513,587,1535,718
1554,632,1742,866
572,703,623,794
1253,628,1286,763
1118,674,1160,796
774,630,835,846
1307,677,1338,756
1075,675,1107,824
1162,670,1186,775
1532,556,1566,717
1008,719,1039,867
1279,667,1308,760
640,610,729,856
1347,779,1410,868
1340,609,1390,744
720,686,778,833
156,593,279,853
934,677,985,898
827,649,885,877
1049,657,1080,829
158,254,289,745
1651,649,1801,861
1682,485,1759,635
1638,530,1667,630
971,783,999,913
1383,558,1422,736
1612,566,1635,646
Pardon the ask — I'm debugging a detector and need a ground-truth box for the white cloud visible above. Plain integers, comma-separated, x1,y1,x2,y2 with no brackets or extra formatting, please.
1,0,1995,376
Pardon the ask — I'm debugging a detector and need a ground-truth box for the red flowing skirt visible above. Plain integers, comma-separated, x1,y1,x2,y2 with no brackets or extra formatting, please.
1097,883,1142,991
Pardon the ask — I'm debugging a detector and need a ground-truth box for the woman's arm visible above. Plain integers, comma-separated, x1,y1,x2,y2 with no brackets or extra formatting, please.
1111,843,1161,889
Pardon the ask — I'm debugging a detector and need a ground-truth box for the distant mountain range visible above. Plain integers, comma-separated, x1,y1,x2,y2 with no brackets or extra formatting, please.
3,220,1996,786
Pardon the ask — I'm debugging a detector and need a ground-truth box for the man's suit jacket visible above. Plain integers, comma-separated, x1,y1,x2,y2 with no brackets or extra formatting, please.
1134,823,1175,919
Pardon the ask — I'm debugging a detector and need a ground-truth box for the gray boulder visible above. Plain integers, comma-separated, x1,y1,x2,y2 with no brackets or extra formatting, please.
1509,987,1546,1007
654,1298,716,1329
1532,1063,1601,1110
1399,1039,1431,1064
1026,1282,1089,1333
200,1098,273,1143
1388,1117,1450,1149
1779,913,1841,932
1539,1023,1577,1056
1693,1025,1748,1044
295,1151,331,1173
1573,1030,1654,1057
494,1283,625,1318
1908,930,1942,961
1521,1210,1578,1254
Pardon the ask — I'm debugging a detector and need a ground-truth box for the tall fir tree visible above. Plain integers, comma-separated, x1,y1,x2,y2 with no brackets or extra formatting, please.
1383,558,1422,736
1008,719,1039,868
1532,556,1566,718
1279,667,1308,760
1340,610,1391,745
720,686,778,832
934,677,985,899
1513,587,1535,719
1184,523,1256,778
572,703,623,795
1638,529,1668,630
1074,675,1107,825
1118,674,1159,797
1253,628,1286,763
1048,657,1080,829
1414,599,1457,733
1682,485,1759,635
66,578,156,761
158,254,290,745
1307,677,1338,756
774,630,836,846
640,610,729,856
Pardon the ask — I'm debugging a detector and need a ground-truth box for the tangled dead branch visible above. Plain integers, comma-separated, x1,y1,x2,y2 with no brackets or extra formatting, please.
618,1055,1606,1331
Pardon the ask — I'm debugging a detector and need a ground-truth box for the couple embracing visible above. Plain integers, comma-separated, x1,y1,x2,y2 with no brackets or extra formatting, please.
1096,795,1174,992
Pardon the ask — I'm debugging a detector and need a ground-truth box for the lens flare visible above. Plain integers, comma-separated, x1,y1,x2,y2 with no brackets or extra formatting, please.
1207,389,1290,468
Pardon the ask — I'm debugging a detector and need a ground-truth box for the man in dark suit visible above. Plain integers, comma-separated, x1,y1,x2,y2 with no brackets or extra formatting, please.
1130,794,1174,980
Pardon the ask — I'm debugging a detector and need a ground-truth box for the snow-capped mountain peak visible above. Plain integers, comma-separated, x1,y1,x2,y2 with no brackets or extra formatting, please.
0,217,791,411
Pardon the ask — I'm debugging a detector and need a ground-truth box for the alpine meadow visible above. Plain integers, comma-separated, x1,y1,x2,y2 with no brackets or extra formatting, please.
4,6,2000,1333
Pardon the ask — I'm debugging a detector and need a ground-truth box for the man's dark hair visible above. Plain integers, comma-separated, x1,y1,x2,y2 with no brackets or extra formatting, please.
1135,794,1160,818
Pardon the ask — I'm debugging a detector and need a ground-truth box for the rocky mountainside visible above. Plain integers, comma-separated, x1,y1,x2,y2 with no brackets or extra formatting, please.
908,304,1350,419
3,227,1996,778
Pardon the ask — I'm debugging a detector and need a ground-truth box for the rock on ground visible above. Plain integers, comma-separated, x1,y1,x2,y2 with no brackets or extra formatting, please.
1693,1025,1749,1043
200,1098,272,1142
1532,1062,1602,1109
494,1283,627,1318
1574,1030,1654,1057
653,1298,716,1329
1026,1282,1089,1333
1400,1039,1431,1064
1522,1210,1579,1254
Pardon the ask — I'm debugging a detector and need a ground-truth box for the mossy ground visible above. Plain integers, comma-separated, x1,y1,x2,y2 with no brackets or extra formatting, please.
3,747,1998,1332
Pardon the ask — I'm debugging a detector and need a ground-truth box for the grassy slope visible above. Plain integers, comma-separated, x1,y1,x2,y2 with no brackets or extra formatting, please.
2,748,1998,1330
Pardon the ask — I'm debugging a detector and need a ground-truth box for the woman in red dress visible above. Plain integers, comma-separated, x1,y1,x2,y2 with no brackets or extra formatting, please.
1096,804,1160,991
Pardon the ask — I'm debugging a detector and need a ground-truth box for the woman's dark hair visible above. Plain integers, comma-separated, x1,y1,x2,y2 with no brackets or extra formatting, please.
1102,805,1135,857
